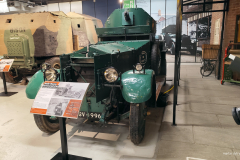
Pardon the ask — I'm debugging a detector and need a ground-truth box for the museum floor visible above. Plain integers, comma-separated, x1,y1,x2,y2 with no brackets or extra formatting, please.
0,63,240,160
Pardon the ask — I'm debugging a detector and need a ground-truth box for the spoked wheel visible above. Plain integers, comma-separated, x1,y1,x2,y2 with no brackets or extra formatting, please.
129,102,146,145
34,114,59,133
200,62,214,77
151,43,161,75
0,69,23,83
45,57,61,69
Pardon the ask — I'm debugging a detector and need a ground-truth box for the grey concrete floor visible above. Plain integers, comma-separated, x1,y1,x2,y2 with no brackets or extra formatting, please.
0,76,165,160
1,63,240,160
157,63,240,160
166,52,202,63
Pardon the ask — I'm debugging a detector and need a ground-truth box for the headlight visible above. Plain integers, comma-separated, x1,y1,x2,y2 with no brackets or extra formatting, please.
45,68,58,81
42,63,50,70
104,67,118,83
135,63,143,71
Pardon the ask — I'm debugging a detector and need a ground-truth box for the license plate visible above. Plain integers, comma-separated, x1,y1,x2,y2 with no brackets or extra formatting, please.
79,111,101,119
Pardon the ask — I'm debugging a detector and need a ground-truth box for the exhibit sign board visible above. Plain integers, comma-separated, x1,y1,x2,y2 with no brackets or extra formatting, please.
30,81,89,119
0,59,14,72
123,0,135,8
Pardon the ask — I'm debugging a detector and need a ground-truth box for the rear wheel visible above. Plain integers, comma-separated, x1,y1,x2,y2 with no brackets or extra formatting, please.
0,69,23,83
129,102,146,145
34,114,59,133
45,57,61,69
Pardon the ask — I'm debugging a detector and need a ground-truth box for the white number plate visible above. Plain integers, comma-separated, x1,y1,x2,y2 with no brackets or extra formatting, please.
79,111,101,119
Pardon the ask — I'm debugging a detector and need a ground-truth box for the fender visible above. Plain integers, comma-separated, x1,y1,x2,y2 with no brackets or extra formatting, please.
121,69,154,103
26,69,61,99
25,70,44,99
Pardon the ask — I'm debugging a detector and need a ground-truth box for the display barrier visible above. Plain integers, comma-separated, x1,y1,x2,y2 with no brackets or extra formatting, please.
31,81,92,160
51,117,91,160
0,59,17,96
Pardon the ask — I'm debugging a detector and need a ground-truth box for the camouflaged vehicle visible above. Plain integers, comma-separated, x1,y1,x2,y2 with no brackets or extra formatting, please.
0,11,103,83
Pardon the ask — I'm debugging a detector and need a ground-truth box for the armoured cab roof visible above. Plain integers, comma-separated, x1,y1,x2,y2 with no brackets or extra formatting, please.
88,40,149,56
96,8,156,36
0,11,70,30
70,40,150,58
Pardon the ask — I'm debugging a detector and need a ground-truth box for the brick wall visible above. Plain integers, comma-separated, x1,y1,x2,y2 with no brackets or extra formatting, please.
223,0,240,49
210,0,240,78
210,0,223,44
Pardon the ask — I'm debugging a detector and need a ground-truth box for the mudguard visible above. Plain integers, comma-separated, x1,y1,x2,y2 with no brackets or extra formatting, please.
25,70,44,99
121,69,154,103
26,70,61,99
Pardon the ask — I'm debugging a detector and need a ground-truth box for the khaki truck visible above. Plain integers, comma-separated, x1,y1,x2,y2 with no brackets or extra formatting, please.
0,11,103,83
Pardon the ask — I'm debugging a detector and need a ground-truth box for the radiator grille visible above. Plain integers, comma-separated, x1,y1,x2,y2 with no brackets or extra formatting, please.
6,41,24,56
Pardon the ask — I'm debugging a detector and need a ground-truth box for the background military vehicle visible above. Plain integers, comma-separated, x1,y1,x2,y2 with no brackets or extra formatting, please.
0,11,103,83
159,25,196,55
26,8,166,145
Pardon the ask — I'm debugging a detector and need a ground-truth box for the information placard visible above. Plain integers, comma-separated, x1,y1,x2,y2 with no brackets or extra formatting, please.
30,81,89,119
0,59,14,72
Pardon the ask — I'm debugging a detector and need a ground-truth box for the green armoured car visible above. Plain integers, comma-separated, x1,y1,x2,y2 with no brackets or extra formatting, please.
26,8,166,145
0,11,103,83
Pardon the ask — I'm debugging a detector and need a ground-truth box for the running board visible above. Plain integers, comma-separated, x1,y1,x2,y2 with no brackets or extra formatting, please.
156,75,166,101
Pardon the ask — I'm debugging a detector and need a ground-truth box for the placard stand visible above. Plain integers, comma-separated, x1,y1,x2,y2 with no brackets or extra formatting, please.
51,118,92,160
0,72,17,96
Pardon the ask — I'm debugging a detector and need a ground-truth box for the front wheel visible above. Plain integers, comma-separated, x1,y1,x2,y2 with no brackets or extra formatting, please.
34,114,59,133
0,69,23,83
129,103,146,145
45,57,61,69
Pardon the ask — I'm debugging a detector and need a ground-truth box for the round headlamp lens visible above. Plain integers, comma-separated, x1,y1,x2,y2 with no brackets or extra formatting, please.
136,63,142,71
104,68,118,83
42,63,50,70
45,68,57,81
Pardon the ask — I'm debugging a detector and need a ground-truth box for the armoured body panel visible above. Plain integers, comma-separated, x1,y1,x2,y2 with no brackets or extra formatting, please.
0,12,103,72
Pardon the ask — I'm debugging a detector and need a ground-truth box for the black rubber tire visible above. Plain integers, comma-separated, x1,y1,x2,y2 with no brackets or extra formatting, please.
232,107,240,125
45,57,61,69
200,64,214,77
34,114,59,133
129,103,146,145
151,43,161,75
169,42,175,55
0,71,23,83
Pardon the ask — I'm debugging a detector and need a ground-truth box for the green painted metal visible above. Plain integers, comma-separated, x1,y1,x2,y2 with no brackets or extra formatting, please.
89,42,134,56
104,8,155,29
26,8,165,127
25,70,44,99
96,26,152,36
121,69,154,103
95,8,155,36
26,69,61,99
117,40,149,49
122,12,133,26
